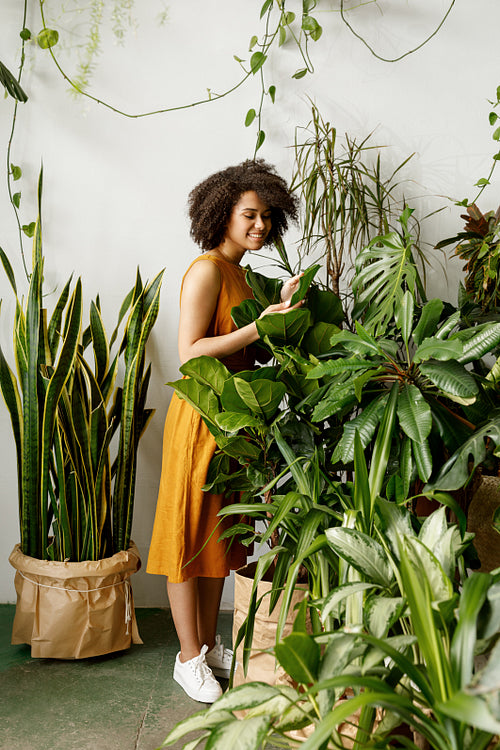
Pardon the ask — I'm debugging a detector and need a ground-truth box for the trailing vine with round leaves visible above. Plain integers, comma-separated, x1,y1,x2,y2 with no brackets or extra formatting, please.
1,0,495,276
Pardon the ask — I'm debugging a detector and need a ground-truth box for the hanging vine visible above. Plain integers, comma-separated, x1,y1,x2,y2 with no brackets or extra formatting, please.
4,0,496,276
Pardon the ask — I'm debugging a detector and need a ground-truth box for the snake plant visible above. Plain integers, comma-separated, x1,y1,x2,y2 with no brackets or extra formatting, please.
0,170,163,561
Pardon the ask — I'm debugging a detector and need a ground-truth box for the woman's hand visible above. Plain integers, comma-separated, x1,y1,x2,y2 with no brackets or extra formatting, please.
259,298,304,318
280,273,304,303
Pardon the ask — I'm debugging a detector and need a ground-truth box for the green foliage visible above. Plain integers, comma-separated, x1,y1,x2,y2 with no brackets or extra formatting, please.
0,59,28,102
0,172,163,560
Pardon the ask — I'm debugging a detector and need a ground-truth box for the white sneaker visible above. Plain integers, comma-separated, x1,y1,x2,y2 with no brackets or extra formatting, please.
173,644,223,703
205,634,236,679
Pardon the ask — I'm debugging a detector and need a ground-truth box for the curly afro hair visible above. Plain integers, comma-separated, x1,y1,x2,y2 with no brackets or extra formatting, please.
188,159,298,251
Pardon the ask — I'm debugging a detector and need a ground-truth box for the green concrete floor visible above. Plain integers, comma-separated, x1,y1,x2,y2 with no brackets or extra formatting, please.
0,604,233,750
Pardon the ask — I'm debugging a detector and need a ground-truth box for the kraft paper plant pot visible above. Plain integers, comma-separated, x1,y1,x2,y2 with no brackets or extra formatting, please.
232,561,309,688
9,541,143,659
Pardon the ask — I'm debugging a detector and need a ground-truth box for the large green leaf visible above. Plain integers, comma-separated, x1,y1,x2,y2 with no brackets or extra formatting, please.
325,527,393,588
256,308,312,345
307,285,344,325
451,572,492,689
332,394,388,464
206,715,272,750
290,264,321,305
244,267,282,306
413,298,444,345
275,632,320,684
436,692,500,735
413,337,463,363
419,359,479,399
452,322,500,364
220,377,286,420
307,357,376,380
302,321,340,356
365,596,405,638
425,418,500,491
397,383,432,442
214,411,264,432
180,355,231,396
231,298,262,329
351,229,417,335
395,289,414,348
169,377,221,432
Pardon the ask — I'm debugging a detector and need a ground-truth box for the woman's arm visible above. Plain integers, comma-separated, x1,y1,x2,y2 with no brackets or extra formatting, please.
178,260,301,364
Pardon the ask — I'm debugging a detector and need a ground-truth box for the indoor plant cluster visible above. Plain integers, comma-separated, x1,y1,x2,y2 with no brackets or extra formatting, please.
162,194,500,746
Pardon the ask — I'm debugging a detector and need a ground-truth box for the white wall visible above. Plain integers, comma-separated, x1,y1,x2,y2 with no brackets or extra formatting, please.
1,0,499,608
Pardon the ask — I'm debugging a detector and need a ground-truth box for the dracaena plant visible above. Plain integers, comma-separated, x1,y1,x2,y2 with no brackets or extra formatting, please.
161,482,500,750
0,170,163,561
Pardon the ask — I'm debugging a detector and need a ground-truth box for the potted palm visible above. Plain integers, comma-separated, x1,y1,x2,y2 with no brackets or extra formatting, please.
0,171,164,658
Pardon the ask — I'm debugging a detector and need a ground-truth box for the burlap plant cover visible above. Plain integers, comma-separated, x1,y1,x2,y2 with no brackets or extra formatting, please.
9,541,143,659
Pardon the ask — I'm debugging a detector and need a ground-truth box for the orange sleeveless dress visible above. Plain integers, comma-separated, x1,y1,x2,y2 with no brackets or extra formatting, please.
147,255,255,582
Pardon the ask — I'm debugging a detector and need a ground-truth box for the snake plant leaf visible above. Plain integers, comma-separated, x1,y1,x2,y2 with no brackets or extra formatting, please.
290,264,321,306
326,528,393,588
306,285,344,325
256,308,312,345
275,632,320,684
419,359,479,399
214,411,264,432
47,277,72,360
397,383,432,442
412,298,444,345
244,267,282,306
180,355,231,395
40,280,83,551
303,321,340,356
0,245,18,294
89,300,109,385
453,322,500,364
413,337,464,363
365,596,406,638
424,418,500,492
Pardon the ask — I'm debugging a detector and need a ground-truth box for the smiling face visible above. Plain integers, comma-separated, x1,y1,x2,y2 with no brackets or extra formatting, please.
220,191,272,261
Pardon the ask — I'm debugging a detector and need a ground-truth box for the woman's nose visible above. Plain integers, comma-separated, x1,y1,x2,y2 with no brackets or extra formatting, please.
254,215,265,228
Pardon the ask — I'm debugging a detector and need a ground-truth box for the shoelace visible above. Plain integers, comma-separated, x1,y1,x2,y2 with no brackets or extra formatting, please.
190,644,212,683
212,634,231,661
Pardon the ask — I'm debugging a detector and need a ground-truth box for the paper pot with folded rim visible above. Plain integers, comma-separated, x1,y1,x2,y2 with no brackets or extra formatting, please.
9,542,143,659
0,172,163,658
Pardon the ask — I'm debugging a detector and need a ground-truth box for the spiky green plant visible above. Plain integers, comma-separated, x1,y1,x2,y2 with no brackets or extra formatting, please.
0,169,163,561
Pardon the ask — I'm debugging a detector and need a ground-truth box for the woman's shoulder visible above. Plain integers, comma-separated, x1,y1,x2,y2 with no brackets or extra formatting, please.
181,254,222,294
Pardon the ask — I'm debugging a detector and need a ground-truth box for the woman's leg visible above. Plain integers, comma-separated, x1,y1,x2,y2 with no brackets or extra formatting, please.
167,578,202,662
196,577,225,650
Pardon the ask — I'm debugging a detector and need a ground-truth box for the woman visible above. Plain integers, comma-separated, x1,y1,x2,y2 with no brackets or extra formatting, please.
147,159,301,702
